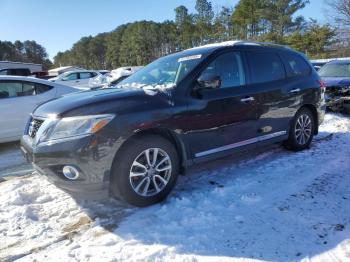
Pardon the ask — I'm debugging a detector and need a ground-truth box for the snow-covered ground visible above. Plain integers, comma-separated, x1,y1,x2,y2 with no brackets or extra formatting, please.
0,142,33,180
0,113,349,262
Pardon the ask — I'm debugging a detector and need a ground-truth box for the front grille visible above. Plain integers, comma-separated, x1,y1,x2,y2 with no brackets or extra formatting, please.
28,118,44,138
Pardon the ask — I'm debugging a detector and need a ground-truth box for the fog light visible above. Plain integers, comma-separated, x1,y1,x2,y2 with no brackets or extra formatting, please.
62,166,80,180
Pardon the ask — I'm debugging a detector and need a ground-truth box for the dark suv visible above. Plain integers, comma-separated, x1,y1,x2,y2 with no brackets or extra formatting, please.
21,41,325,206
0,68,31,76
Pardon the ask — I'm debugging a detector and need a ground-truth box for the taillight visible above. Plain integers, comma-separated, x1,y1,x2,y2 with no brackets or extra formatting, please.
318,80,326,93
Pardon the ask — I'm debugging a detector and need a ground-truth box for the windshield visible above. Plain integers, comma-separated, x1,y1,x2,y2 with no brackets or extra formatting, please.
117,52,205,88
318,63,350,77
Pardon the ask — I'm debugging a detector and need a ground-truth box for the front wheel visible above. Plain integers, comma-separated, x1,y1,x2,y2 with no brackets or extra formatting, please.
110,135,179,207
285,108,315,151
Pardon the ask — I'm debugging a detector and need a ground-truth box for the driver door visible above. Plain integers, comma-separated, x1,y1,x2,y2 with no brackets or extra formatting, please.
185,51,258,159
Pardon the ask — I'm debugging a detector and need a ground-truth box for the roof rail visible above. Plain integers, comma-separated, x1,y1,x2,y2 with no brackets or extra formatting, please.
233,40,291,49
189,40,291,51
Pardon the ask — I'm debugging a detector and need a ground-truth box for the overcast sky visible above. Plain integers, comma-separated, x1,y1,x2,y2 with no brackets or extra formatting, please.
1,0,326,59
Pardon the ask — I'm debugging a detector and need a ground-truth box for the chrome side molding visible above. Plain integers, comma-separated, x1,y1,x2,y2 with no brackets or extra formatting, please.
195,131,287,157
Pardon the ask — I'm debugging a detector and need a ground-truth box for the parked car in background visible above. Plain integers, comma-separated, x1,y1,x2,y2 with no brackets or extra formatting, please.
98,70,110,75
0,68,31,76
0,76,82,143
106,66,143,86
32,71,51,80
48,70,101,88
21,41,325,207
88,67,143,88
311,62,327,71
318,60,350,112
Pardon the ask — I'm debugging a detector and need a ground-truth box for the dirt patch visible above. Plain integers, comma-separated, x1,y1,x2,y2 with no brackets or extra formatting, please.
62,215,92,233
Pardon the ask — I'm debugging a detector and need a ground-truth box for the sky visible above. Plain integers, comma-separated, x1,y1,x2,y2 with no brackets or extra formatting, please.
1,0,327,60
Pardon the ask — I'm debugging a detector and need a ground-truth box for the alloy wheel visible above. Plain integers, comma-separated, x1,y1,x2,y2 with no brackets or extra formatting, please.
295,114,312,145
129,148,172,197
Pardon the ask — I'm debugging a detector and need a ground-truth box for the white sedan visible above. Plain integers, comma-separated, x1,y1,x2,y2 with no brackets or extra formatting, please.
0,76,82,143
48,70,101,88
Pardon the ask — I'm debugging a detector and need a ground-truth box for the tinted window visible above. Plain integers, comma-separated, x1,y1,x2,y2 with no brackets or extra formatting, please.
247,52,285,84
200,51,245,88
0,70,8,75
284,53,311,76
35,83,53,94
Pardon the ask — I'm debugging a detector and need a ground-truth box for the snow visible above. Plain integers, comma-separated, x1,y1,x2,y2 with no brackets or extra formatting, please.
0,142,32,180
0,113,350,261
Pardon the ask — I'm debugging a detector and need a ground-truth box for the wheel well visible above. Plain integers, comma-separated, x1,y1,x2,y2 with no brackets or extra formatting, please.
299,104,319,134
111,128,187,177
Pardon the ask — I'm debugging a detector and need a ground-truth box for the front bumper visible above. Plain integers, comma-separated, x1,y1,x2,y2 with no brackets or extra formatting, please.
20,134,117,197
325,87,350,113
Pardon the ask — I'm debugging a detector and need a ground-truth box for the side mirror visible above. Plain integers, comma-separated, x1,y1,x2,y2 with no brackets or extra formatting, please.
196,74,221,89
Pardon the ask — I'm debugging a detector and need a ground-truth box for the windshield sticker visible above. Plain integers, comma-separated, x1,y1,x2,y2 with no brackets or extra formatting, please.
178,54,202,62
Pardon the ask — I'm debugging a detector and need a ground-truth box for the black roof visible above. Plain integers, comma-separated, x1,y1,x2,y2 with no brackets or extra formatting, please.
175,41,296,57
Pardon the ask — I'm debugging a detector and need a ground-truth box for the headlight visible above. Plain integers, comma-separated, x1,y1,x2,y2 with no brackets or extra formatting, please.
39,114,115,143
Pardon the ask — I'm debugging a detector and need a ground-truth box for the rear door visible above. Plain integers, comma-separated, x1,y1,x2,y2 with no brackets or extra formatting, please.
246,51,291,139
185,51,258,159
0,81,55,141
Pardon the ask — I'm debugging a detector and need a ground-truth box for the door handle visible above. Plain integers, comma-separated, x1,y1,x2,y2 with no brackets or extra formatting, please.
290,88,301,93
240,96,255,103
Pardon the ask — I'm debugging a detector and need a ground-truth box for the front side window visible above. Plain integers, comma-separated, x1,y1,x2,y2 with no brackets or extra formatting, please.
117,52,206,88
247,52,285,84
0,70,8,75
200,51,246,88
318,63,350,77
284,53,311,76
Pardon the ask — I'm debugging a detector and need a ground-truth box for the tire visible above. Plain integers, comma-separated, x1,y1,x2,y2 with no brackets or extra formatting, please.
110,135,179,207
284,108,315,151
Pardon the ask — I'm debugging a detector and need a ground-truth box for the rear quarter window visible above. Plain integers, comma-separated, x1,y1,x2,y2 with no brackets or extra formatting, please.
35,83,53,94
247,52,285,84
282,52,311,77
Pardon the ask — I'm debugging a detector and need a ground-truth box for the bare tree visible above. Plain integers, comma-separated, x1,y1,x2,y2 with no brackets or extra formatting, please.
325,0,350,26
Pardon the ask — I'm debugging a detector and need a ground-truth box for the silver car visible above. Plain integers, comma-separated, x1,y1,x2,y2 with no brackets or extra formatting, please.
0,76,81,143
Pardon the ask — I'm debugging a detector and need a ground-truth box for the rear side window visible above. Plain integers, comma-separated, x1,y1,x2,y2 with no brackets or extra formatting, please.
283,53,311,76
63,73,78,81
247,52,285,84
0,82,22,98
35,83,53,94
200,51,246,88
79,72,92,79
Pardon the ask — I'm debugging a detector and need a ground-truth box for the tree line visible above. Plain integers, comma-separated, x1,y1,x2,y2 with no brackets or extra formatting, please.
54,0,341,70
0,40,52,70
1,0,350,70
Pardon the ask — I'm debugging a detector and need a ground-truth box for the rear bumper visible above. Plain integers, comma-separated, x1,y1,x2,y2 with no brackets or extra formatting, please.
20,134,117,197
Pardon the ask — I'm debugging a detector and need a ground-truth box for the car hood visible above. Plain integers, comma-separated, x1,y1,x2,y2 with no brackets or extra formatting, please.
33,87,146,118
322,77,350,87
